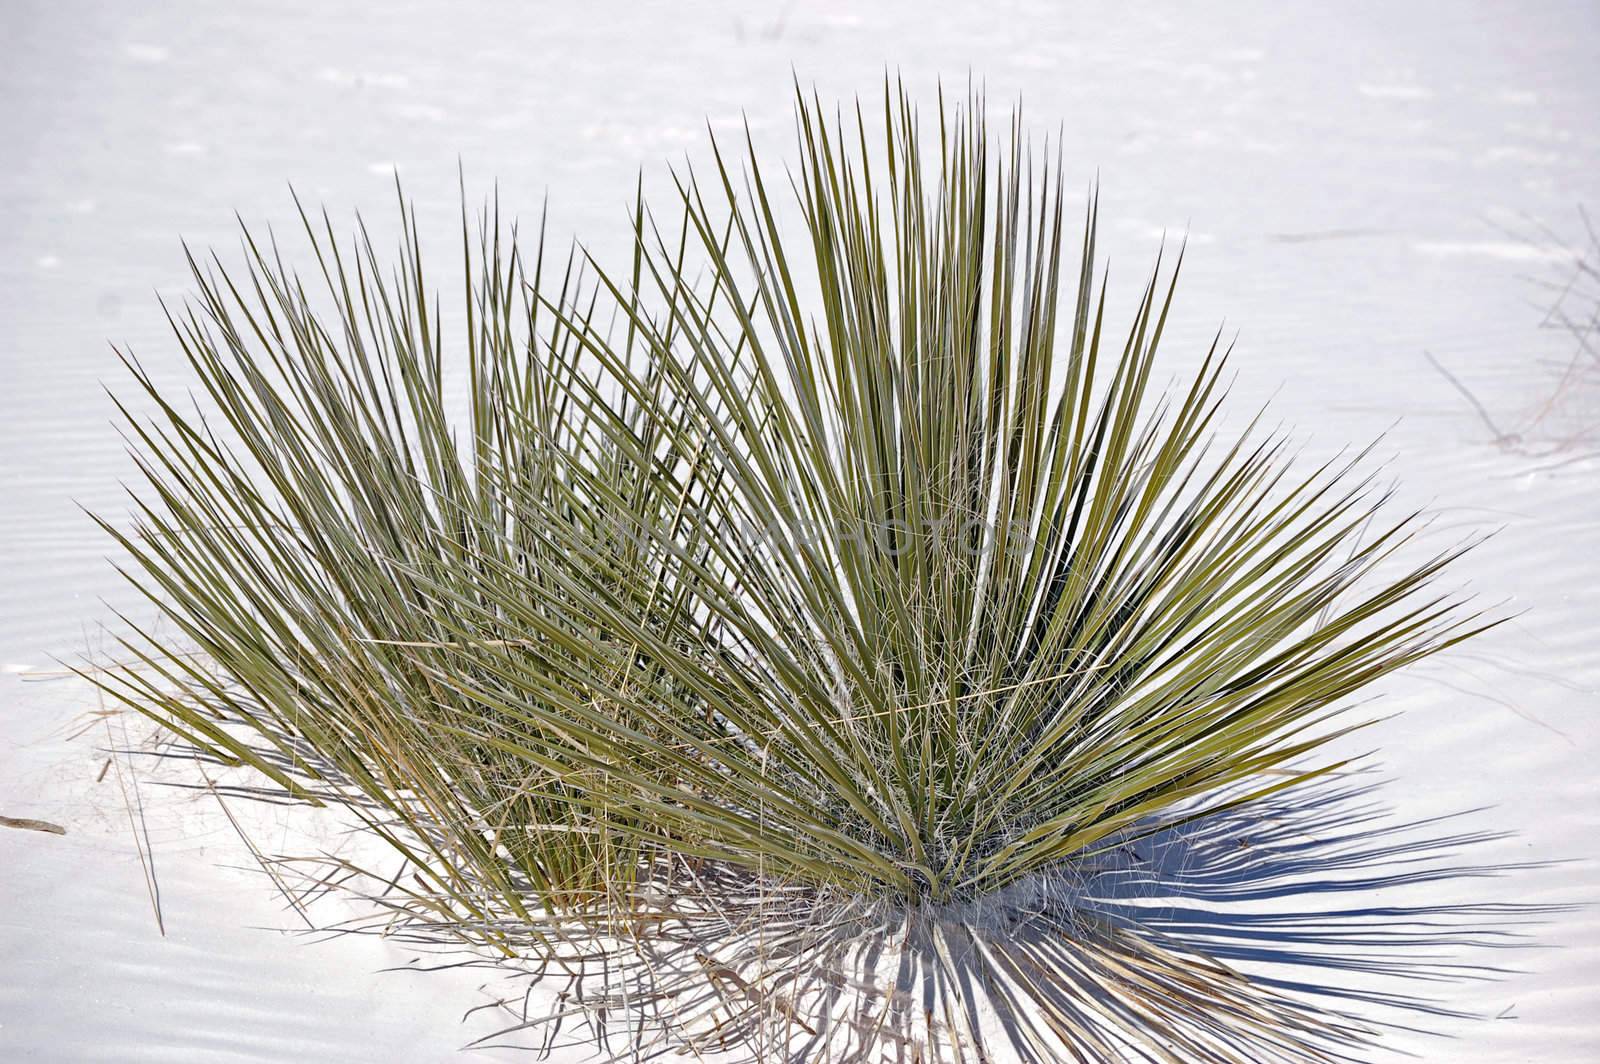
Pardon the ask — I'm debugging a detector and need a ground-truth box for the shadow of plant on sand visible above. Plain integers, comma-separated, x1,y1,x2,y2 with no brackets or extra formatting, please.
1075,770,1555,1057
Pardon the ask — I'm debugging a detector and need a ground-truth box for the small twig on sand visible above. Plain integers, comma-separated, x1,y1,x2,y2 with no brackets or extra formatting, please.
0,815,67,836
1423,349,1520,446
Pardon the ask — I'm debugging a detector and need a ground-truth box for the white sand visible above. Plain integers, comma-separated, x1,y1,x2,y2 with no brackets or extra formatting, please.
2,1,1597,1059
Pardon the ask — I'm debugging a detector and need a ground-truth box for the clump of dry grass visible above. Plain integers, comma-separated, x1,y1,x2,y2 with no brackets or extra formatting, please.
1429,206,1600,457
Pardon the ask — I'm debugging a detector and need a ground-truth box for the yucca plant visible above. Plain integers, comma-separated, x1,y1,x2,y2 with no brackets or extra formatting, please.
96,86,1492,1061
